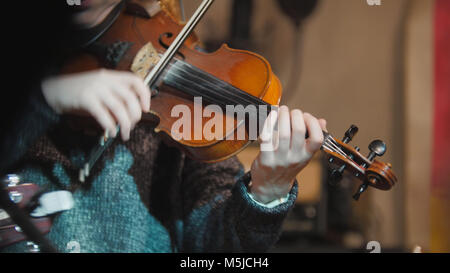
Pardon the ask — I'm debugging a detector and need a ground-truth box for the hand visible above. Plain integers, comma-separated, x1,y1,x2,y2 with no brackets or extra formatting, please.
42,69,151,141
249,106,327,204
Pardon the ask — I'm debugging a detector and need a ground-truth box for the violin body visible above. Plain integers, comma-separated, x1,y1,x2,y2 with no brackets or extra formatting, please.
63,2,282,162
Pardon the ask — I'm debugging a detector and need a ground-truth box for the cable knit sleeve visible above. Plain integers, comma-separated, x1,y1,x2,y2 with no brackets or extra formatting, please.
180,156,298,252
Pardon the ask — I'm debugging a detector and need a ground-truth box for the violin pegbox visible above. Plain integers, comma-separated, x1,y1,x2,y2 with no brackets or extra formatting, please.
321,125,397,201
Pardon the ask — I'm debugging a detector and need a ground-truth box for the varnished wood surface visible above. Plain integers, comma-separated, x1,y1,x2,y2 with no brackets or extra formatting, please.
62,5,282,162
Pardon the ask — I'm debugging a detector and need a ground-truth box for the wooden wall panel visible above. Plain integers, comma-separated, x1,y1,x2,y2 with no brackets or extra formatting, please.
404,0,434,250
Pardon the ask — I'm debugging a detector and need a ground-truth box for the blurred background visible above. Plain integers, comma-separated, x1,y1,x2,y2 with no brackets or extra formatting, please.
169,0,449,252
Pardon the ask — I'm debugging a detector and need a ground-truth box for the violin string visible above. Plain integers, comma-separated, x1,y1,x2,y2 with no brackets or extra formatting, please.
164,69,268,115
164,60,271,108
324,136,348,157
322,141,342,155
163,61,274,122
325,138,346,156
163,68,272,123
322,144,336,154
165,67,238,105
164,69,270,117
322,143,344,157
324,138,354,162
327,137,352,159
323,144,350,162
321,134,348,156
323,142,346,158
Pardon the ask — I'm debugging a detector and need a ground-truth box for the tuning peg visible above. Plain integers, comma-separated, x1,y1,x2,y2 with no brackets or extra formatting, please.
367,140,386,161
353,182,368,201
329,169,342,185
343,125,359,144
329,164,346,185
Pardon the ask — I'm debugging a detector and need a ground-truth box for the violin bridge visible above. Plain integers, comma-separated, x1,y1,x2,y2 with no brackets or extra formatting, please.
131,42,161,80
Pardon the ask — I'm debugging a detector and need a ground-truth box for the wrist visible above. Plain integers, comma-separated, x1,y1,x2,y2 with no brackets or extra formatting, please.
249,179,294,204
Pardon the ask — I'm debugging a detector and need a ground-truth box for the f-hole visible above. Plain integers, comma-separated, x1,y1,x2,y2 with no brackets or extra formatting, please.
159,32,186,60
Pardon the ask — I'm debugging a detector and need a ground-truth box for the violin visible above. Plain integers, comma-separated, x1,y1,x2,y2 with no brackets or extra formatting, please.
63,0,397,199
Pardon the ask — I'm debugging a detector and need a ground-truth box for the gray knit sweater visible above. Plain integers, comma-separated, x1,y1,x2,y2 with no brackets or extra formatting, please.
1,95,298,253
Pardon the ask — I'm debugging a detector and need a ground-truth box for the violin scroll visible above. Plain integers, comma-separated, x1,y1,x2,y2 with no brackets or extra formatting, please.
321,125,397,200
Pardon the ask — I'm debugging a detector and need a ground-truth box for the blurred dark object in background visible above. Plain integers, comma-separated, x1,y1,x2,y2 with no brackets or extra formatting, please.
272,156,363,253
276,0,319,26
228,0,253,49
202,0,319,51
275,0,320,110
